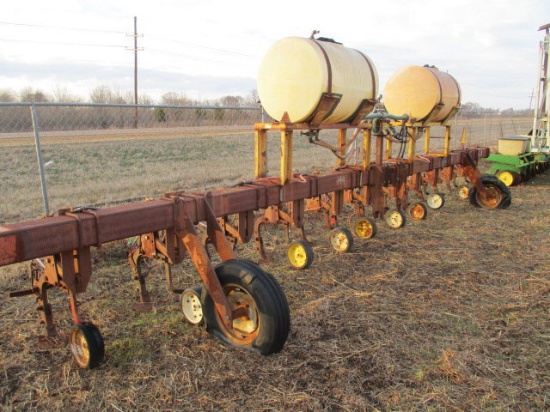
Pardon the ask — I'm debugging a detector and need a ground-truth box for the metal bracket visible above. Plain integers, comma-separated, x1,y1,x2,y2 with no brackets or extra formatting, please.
171,196,234,330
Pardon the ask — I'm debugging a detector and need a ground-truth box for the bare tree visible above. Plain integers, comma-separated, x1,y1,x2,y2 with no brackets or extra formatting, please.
0,89,16,102
19,87,50,102
52,85,82,103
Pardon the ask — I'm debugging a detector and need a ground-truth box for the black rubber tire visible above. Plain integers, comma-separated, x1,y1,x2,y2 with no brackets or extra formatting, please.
236,259,290,346
69,322,105,369
201,259,290,355
469,175,512,210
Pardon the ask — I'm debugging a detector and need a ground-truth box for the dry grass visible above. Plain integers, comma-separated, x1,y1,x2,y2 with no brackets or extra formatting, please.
0,116,532,223
1,123,549,411
0,127,338,223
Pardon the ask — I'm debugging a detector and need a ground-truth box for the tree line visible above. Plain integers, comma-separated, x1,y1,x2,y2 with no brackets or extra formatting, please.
0,86,532,120
0,85,261,108
0,86,263,133
456,102,533,118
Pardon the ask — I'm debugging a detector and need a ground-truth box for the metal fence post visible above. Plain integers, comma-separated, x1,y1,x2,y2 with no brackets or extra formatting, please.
30,104,50,216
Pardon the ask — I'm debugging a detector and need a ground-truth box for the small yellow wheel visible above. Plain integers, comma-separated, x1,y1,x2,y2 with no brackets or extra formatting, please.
69,323,105,369
329,227,353,253
457,184,471,200
385,209,406,229
426,193,445,210
287,240,314,270
495,170,517,187
407,202,428,221
352,217,377,239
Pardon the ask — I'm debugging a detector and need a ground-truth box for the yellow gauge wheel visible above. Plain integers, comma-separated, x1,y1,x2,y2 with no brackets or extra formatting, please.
69,323,105,369
287,240,314,270
495,170,516,187
354,217,377,239
457,185,471,200
329,227,353,253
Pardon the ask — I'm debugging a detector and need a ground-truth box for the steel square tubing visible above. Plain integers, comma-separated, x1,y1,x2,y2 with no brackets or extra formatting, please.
0,148,488,267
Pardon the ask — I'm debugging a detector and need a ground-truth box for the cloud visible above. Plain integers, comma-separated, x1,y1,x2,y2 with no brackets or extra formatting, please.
1,0,548,109
0,59,256,100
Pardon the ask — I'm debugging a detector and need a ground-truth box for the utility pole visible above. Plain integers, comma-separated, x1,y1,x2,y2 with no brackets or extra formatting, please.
127,16,143,128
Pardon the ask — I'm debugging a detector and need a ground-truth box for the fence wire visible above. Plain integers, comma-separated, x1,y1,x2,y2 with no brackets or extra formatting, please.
0,102,262,134
0,102,533,224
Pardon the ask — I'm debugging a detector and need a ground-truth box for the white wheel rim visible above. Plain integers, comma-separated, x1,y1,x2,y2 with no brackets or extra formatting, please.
182,290,203,325
387,211,403,228
427,194,443,209
330,230,349,252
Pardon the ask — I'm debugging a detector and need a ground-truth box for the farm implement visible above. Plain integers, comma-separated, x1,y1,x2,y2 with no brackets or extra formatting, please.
487,23,550,186
1,34,512,369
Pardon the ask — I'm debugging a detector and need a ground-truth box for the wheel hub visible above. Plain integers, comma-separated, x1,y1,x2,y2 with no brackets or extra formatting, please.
477,185,502,208
225,286,259,336
356,220,374,238
181,287,203,325
330,232,349,251
69,329,90,368
409,204,426,220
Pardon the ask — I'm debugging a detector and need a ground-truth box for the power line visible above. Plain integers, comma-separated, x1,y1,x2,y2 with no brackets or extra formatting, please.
147,34,253,58
147,47,236,64
0,20,256,59
0,20,126,34
0,38,127,48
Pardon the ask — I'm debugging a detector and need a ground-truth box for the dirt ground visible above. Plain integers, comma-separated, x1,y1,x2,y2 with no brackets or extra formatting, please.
1,163,549,411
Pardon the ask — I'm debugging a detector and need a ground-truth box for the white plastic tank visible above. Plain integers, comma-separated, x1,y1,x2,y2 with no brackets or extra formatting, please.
257,36,378,123
383,65,461,122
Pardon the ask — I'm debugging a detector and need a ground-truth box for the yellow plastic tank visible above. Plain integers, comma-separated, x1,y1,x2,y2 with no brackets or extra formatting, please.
257,37,378,123
383,65,461,122
498,137,531,155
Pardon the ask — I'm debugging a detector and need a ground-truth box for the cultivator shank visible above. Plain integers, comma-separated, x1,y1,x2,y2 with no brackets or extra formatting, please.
1,109,506,369
2,33,518,369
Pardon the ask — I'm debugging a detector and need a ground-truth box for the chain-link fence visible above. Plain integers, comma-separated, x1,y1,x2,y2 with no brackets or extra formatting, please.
0,102,533,224
451,113,533,149
0,102,263,223
0,102,263,134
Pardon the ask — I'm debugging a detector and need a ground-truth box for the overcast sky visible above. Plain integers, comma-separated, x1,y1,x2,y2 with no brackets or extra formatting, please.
1,0,548,109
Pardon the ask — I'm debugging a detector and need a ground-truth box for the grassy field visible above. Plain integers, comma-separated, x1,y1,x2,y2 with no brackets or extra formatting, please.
0,116,533,223
0,122,548,411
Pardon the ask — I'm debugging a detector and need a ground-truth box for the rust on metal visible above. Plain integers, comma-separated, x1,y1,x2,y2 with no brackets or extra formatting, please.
0,231,18,266
1,113,497,361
